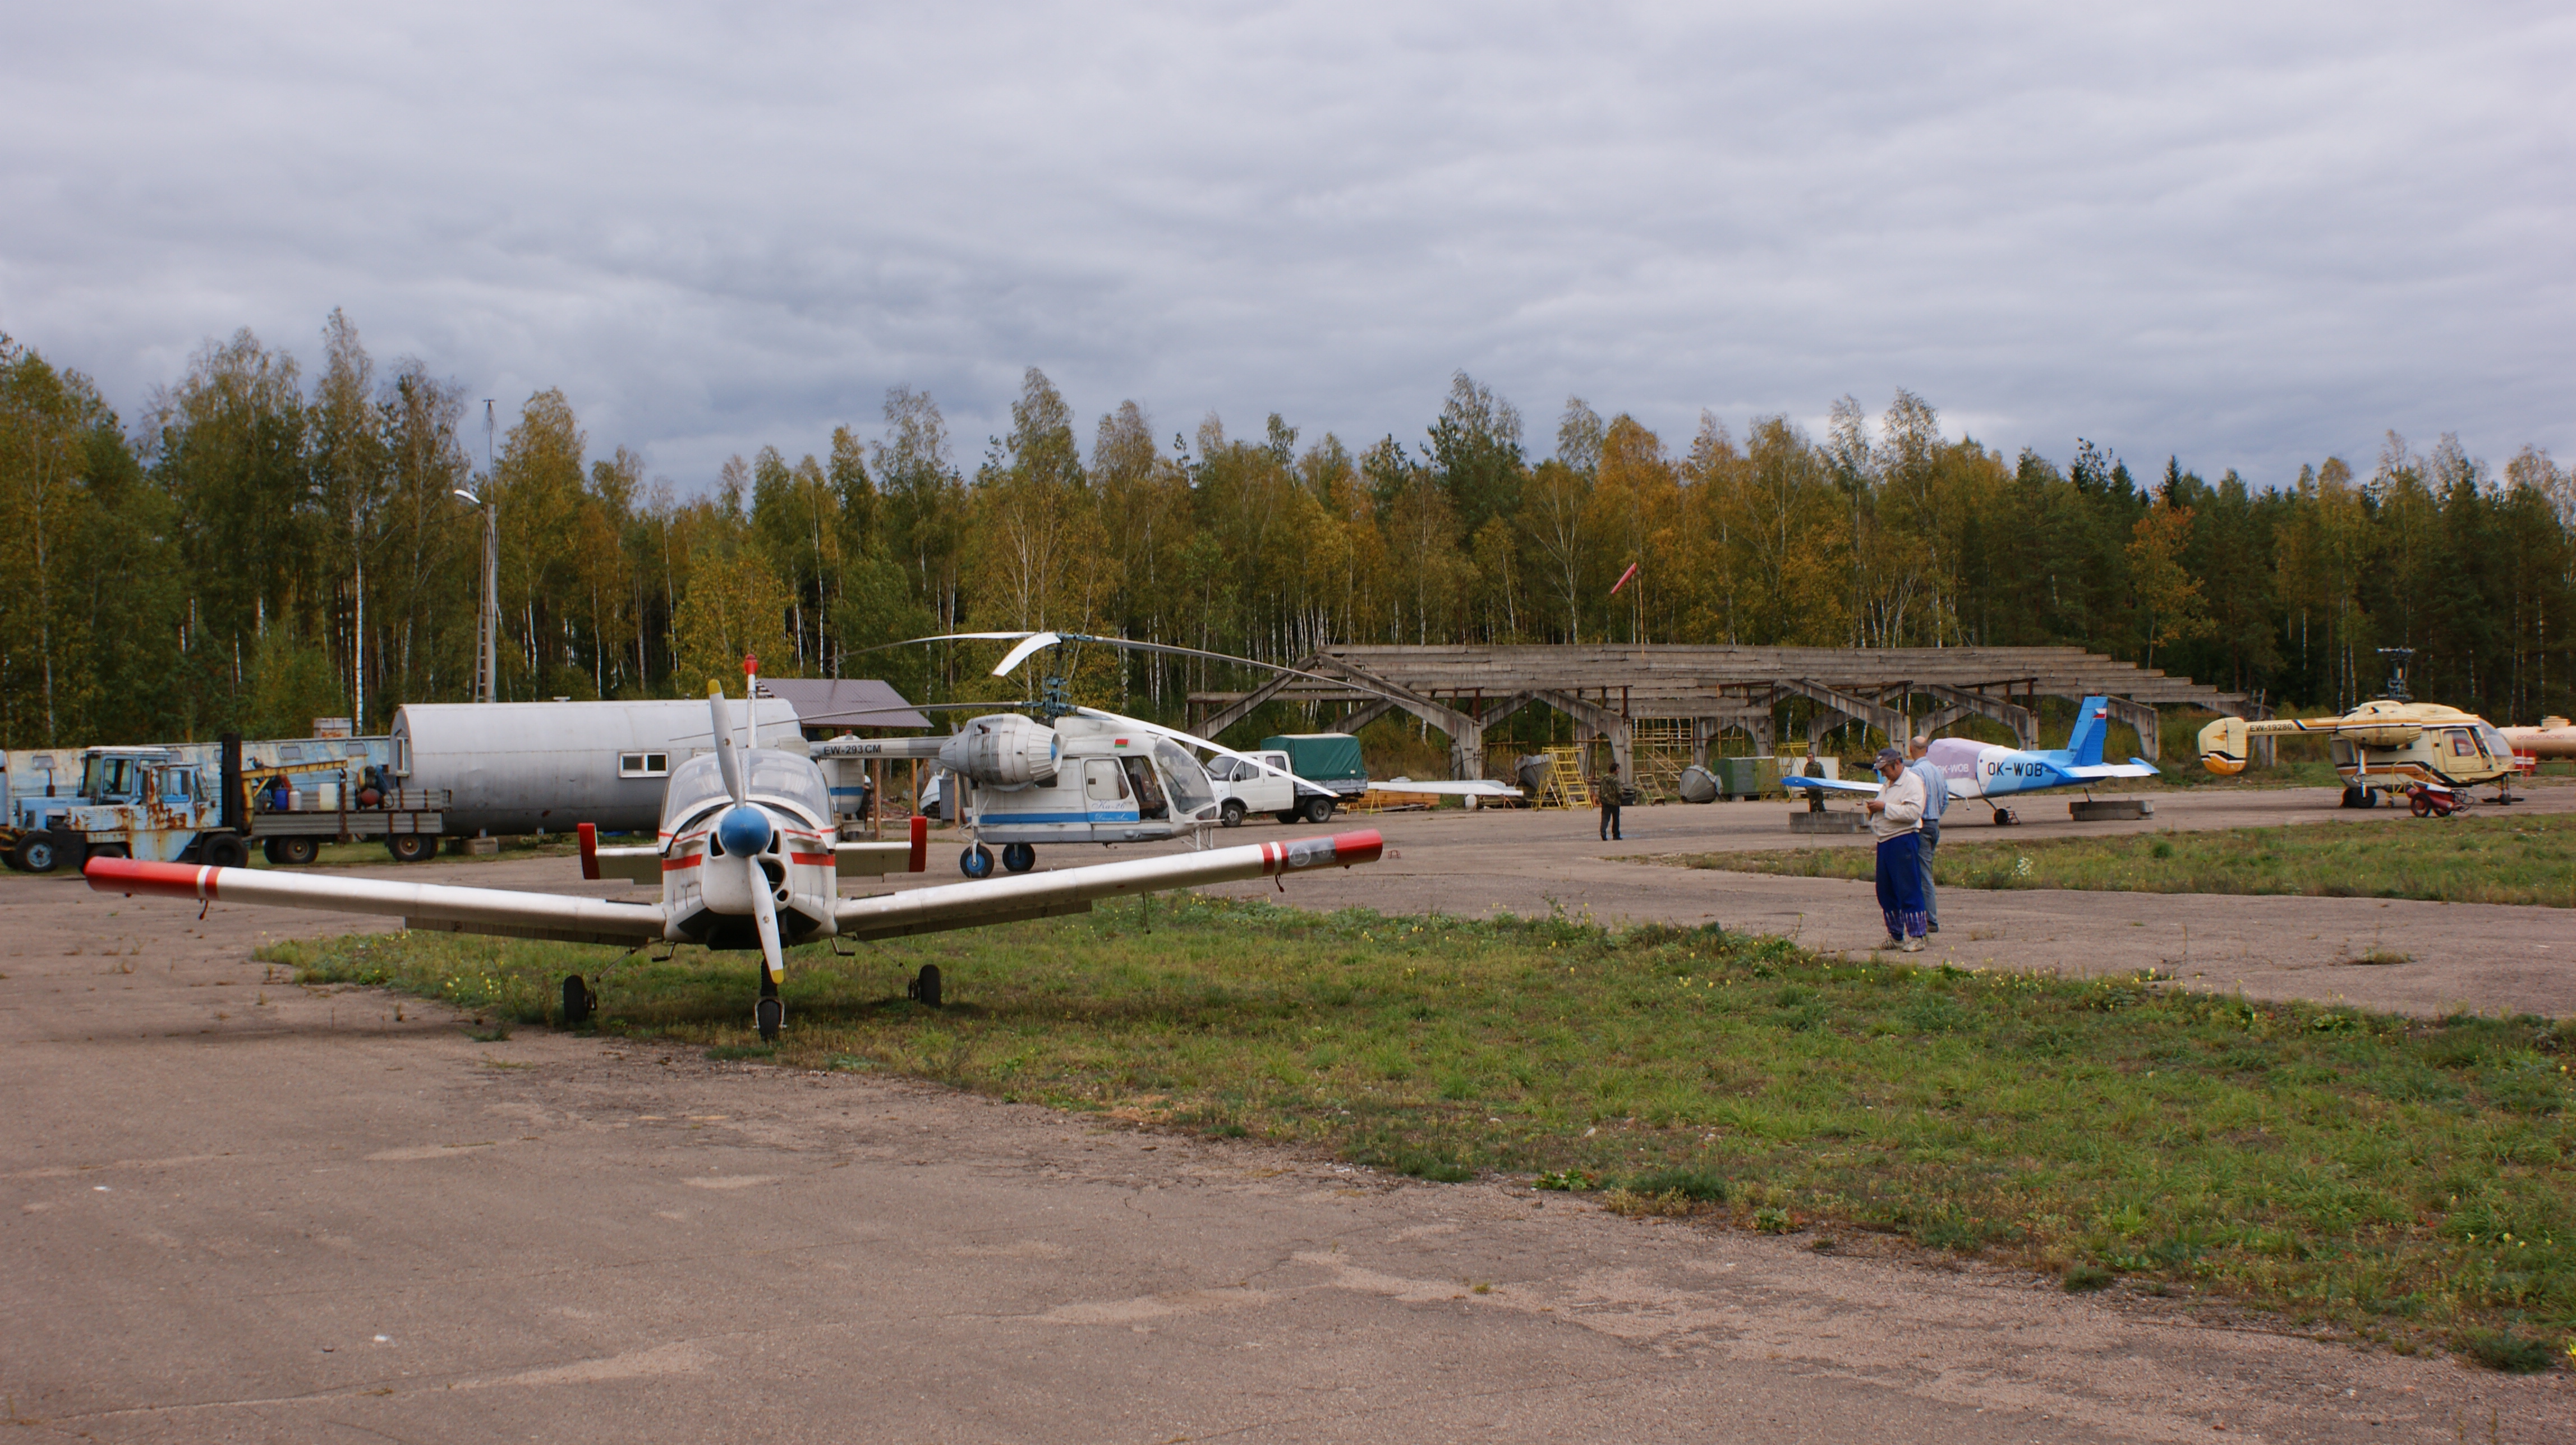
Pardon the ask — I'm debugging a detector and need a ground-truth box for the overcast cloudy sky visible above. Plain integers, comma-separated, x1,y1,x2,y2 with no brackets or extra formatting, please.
4,2,2568,490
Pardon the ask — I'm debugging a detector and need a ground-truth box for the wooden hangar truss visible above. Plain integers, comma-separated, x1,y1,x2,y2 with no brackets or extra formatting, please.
1186,645,2271,784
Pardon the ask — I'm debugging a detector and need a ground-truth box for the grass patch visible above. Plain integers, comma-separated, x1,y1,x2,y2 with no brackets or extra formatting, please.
259,898,2576,1360
1664,812,2576,908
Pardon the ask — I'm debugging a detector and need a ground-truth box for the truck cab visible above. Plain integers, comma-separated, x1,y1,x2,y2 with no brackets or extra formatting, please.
3,748,219,873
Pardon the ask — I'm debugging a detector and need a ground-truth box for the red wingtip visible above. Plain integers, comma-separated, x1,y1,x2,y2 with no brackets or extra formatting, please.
84,855,214,900
1329,829,1385,866
578,822,600,881
908,814,928,872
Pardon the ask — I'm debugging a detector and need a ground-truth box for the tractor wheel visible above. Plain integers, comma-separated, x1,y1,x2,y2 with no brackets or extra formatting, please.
385,833,436,863
200,832,250,869
273,836,319,866
1220,799,1246,828
15,832,61,874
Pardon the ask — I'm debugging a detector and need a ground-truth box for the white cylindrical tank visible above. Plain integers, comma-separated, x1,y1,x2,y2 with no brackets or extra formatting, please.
389,699,804,836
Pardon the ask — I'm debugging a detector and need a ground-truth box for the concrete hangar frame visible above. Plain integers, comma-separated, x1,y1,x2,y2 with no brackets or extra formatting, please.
1187,645,2270,781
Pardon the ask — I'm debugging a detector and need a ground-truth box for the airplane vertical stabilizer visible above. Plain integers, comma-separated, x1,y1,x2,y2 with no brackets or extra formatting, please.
2064,696,2112,767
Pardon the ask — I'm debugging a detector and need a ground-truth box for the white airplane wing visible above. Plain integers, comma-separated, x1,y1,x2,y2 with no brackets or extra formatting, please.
1781,774,1883,797
837,830,1385,941
2061,759,2160,780
1367,777,1521,798
84,857,669,946
89,827,1386,949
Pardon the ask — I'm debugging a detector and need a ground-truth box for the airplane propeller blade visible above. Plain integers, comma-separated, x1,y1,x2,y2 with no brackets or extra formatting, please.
745,850,785,986
709,681,747,806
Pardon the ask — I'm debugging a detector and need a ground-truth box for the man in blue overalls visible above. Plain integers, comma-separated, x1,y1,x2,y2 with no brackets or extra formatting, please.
1907,734,1949,935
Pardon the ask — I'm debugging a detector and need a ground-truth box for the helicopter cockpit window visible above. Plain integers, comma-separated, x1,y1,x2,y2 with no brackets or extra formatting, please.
2447,730,2477,757
2475,724,2510,760
1153,739,1215,814
1084,759,1130,801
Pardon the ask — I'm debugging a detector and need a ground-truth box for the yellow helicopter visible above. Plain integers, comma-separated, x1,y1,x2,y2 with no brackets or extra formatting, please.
2197,650,2517,813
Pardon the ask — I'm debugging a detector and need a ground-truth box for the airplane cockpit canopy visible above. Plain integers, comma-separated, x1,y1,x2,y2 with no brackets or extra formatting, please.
660,749,832,835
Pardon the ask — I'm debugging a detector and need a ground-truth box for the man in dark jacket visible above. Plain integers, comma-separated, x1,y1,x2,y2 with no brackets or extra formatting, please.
1598,763,1623,841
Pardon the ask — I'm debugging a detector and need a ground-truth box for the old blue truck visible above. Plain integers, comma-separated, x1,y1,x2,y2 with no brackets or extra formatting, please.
0,736,445,873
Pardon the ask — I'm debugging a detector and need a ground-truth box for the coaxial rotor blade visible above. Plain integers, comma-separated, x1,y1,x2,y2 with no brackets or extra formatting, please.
1070,706,1325,793
852,631,1404,703
990,632,1062,677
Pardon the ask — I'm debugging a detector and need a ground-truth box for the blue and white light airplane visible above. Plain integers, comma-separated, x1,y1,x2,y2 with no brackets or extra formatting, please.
1781,695,2158,824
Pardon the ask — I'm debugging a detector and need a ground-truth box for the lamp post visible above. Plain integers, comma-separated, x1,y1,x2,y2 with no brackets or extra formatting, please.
453,486,498,703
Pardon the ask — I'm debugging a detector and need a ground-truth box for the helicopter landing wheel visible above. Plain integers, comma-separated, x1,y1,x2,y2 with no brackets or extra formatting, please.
1000,842,1036,873
960,844,995,879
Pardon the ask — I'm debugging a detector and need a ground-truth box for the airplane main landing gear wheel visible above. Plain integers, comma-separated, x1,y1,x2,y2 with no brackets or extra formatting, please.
562,974,596,1027
908,964,943,1008
1001,842,1036,873
1990,807,2018,826
960,844,996,879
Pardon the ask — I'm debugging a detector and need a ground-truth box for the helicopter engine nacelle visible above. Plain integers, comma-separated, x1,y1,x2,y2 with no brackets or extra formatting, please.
2197,716,2249,775
939,714,1061,789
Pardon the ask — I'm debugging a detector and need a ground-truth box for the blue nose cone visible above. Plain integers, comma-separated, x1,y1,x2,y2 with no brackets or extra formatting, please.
716,805,772,858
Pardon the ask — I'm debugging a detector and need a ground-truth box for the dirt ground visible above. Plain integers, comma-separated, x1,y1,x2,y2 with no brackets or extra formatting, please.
3,779,2570,1441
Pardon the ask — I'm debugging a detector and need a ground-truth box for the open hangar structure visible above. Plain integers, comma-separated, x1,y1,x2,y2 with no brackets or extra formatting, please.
1188,645,2270,784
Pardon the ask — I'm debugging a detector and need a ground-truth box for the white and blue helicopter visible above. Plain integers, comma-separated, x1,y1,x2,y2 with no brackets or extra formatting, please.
1781,694,2159,823
84,678,1387,1041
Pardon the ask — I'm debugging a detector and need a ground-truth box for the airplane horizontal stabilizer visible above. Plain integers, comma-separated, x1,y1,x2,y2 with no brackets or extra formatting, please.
1781,775,1883,797
2060,760,2159,780
84,857,668,942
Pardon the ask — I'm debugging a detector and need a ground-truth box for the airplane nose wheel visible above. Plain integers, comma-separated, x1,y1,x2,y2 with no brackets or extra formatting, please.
960,844,995,879
1001,842,1036,873
756,978,783,1043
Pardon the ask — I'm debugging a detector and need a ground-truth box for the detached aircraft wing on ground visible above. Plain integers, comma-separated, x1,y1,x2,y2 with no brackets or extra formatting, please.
1782,695,2157,823
85,678,1384,1039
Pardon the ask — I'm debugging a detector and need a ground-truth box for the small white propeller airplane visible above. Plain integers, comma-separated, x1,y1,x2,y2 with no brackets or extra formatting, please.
83,678,1386,1041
